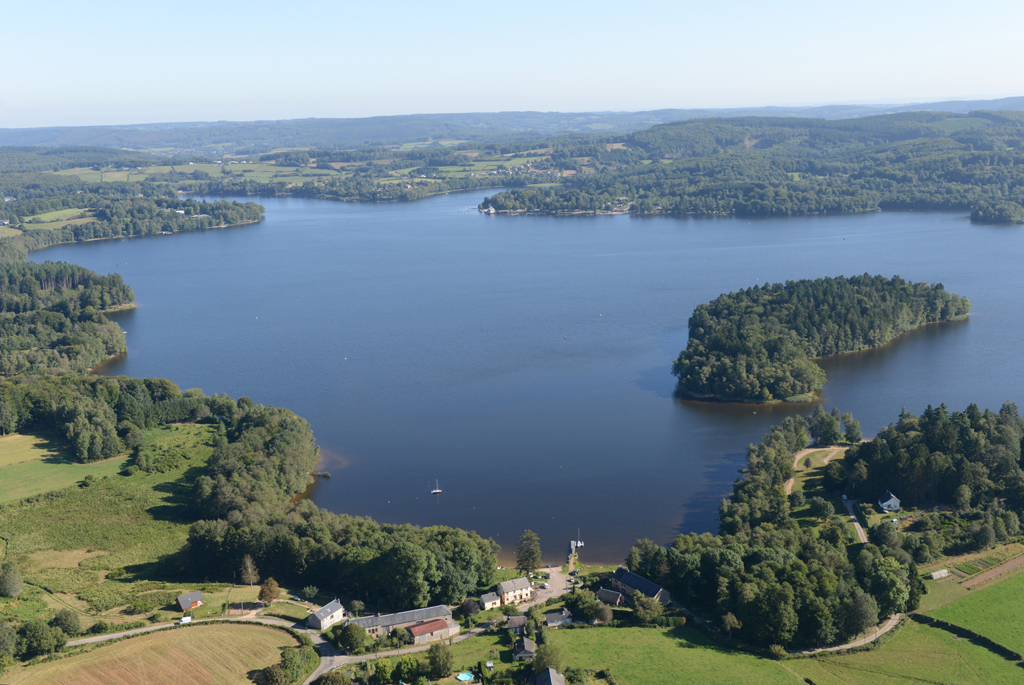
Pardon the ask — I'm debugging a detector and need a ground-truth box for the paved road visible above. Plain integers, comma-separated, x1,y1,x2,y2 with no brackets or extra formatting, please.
844,498,869,543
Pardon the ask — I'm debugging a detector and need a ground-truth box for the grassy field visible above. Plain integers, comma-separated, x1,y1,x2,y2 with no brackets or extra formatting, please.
0,434,130,505
789,447,851,536
0,226,20,238
1,623,296,685
789,620,1024,684
547,626,795,685
0,424,216,625
930,568,1024,654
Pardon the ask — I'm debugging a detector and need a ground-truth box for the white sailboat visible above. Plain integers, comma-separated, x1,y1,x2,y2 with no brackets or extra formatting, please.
431,479,442,495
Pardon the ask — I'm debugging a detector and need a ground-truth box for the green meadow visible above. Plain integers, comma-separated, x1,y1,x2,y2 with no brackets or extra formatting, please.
930,569,1024,654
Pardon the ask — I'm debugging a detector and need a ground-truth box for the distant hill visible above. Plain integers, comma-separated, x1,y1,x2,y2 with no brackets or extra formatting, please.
2,97,1023,154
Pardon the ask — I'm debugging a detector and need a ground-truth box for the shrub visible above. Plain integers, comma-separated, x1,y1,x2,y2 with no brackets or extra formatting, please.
768,644,787,660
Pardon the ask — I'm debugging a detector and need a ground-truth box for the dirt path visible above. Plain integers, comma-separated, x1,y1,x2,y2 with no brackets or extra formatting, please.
790,613,901,655
963,553,1024,589
785,446,842,495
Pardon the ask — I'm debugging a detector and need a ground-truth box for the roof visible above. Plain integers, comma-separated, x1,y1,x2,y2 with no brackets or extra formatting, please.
881,490,901,502
507,616,527,628
597,588,622,602
546,608,571,621
408,619,449,637
350,605,451,631
614,567,665,598
312,599,344,621
176,591,203,608
529,668,566,685
513,637,537,655
497,577,531,594
480,592,499,603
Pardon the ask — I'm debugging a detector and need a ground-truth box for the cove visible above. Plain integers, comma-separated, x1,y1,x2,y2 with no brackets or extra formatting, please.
30,193,1024,564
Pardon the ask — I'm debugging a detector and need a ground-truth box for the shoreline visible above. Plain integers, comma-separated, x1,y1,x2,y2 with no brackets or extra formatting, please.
25,219,262,256
678,314,971,406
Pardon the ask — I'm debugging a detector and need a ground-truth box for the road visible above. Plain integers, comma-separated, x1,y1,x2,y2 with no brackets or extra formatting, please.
789,613,902,655
844,498,869,543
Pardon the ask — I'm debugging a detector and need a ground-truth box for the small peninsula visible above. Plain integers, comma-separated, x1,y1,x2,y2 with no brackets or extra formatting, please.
672,274,970,403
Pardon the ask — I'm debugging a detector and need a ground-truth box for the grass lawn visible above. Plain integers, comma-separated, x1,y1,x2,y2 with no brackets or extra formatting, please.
916,577,967,613
0,226,20,238
259,600,312,623
790,447,848,533
547,626,794,685
0,434,130,505
930,568,1024,653
0,424,216,624
789,620,1024,684
2,623,297,685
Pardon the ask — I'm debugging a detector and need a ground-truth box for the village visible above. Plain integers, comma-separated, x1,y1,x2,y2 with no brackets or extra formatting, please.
147,542,677,685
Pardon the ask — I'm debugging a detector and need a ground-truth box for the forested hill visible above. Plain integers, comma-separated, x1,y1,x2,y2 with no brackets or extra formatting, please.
625,400,1024,648
3,96,1024,153
479,110,1024,221
672,275,970,403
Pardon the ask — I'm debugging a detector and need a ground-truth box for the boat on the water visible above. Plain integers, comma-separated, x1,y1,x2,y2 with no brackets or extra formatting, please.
431,479,442,495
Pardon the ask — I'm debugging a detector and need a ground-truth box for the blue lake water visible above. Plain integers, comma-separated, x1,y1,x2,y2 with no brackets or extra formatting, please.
30,193,1024,563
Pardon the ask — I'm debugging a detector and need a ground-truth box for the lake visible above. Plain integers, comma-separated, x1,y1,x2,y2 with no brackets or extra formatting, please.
30,193,1024,564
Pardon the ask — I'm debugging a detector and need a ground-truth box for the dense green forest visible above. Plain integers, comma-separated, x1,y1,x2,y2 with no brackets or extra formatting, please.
672,275,970,403
624,401,1024,649
479,111,1024,220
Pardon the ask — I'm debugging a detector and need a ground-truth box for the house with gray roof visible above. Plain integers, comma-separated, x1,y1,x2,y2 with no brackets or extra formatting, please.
507,615,527,634
612,567,671,604
597,588,623,607
175,591,204,612
545,607,572,627
513,636,537,661
497,577,532,605
480,592,500,610
349,605,452,638
879,490,901,512
529,668,566,685
307,599,345,631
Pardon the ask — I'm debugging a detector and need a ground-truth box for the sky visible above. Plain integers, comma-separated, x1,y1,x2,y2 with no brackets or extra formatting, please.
4,0,1024,128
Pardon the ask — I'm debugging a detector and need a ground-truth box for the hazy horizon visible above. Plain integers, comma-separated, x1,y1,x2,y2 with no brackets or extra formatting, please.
5,0,1023,129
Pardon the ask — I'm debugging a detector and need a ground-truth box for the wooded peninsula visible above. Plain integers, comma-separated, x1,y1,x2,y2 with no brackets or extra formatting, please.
672,275,970,403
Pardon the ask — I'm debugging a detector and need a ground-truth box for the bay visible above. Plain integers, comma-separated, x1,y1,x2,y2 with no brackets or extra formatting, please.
30,193,1024,564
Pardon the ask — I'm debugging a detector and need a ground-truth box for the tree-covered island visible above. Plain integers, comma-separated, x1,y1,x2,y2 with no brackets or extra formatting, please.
672,275,970,403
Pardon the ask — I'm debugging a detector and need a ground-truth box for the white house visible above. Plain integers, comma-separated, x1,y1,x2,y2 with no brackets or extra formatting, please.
307,599,346,631
878,491,901,512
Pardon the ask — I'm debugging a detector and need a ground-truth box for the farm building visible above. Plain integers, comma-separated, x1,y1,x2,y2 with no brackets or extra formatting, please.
596,588,623,606
529,668,566,685
513,636,537,662
930,569,950,580
175,591,204,612
497,577,532,605
879,490,901,512
612,567,671,604
545,607,572,627
480,592,501,610
307,599,346,631
348,605,453,639
408,618,460,644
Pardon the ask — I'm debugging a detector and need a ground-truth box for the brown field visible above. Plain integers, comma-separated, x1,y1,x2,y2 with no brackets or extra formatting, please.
2,623,296,685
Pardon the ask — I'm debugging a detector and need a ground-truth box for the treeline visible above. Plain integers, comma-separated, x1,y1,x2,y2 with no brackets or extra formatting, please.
478,111,1024,219
672,275,970,403
848,402,1024,556
625,412,925,648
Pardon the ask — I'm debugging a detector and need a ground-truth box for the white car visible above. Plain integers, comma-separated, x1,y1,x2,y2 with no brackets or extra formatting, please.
177,616,192,625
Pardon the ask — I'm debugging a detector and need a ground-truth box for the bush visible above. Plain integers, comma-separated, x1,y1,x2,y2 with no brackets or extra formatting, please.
768,644,787,660
50,609,81,636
